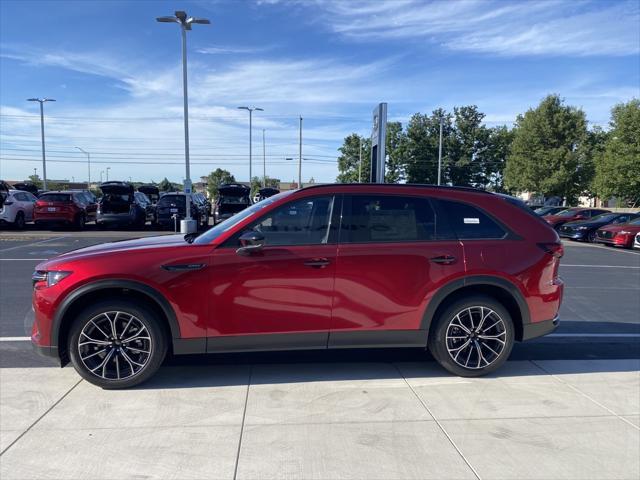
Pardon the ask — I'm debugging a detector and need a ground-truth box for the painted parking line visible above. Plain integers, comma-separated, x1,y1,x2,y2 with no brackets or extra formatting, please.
0,237,62,253
562,264,640,269
0,337,31,342
0,258,48,261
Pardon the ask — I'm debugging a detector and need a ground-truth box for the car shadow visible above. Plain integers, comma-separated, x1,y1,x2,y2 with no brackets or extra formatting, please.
135,320,639,390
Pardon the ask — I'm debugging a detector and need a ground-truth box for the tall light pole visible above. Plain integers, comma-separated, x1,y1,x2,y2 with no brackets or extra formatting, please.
238,106,263,186
438,115,444,186
106,167,111,182
100,171,105,183
27,98,55,190
358,136,363,183
157,10,210,233
298,116,303,188
75,147,91,189
262,129,266,187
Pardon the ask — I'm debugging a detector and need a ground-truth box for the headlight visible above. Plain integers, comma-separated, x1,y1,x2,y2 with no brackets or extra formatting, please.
577,226,589,230
32,270,72,287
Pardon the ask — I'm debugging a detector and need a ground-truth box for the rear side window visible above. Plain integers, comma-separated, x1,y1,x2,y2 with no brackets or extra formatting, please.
437,199,506,240
39,194,72,202
343,195,454,243
158,195,185,207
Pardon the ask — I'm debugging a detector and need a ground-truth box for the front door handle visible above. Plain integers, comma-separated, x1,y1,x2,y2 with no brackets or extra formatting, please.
430,255,457,265
162,263,206,271
304,258,331,268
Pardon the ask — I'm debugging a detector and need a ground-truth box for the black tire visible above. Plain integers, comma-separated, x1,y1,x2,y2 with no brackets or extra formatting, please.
587,230,597,243
428,295,515,377
74,212,86,230
68,299,168,389
13,211,25,230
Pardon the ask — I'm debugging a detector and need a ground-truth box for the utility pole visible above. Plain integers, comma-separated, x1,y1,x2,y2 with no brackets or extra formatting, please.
358,136,363,183
438,115,444,186
238,106,263,186
75,147,91,189
298,116,303,188
262,129,266,187
27,98,55,190
106,167,111,182
157,10,210,233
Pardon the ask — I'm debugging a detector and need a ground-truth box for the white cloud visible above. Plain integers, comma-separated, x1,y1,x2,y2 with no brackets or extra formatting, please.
284,0,640,57
196,44,274,55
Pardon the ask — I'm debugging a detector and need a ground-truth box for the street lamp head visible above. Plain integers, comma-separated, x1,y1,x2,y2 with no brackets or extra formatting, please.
255,107,264,112
238,106,250,111
175,10,187,21
27,98,39,102
43,98,56,102
156,16,178,23
191,18,210,24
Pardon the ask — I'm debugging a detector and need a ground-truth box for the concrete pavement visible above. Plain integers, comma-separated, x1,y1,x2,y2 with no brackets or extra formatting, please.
1,359,638,480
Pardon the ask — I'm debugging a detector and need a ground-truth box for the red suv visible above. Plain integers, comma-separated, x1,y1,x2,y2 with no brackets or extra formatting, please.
34,191,96,229
31,185,564,388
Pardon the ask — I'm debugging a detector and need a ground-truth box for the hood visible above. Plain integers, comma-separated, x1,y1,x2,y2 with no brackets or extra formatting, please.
563,219,600,228
100,181,134,195
599,223,640,233
38,234,187,269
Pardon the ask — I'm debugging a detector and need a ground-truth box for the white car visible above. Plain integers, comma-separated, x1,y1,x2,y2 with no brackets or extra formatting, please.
0,189,37,229
634,232,640,250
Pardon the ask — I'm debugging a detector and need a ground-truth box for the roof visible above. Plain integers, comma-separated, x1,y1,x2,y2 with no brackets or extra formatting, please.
299,183,493,195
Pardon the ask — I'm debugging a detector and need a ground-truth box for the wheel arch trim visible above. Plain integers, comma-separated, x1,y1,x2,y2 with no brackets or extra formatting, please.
420,275,530,337
51,279,181,349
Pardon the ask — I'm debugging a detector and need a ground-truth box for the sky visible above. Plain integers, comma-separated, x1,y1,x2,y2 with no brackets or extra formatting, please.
0,0,638,185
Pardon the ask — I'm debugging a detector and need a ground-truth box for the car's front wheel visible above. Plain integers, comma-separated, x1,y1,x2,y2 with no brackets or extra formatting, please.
68,300,167,389
428,295,514,377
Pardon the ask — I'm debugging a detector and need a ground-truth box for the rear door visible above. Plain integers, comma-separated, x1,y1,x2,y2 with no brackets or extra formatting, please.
329,193,465,347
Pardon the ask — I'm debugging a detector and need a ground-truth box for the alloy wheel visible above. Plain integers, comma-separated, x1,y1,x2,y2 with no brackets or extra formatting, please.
77,311,153,380
445,306,506,369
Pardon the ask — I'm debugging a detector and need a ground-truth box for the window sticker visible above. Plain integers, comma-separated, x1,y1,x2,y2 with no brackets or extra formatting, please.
463,217,480,224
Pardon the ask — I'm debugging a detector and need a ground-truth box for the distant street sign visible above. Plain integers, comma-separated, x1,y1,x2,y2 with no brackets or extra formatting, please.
370,103,387,183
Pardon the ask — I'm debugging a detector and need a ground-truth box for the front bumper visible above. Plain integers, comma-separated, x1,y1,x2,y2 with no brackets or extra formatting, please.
559,229,588,240
521,316,559,341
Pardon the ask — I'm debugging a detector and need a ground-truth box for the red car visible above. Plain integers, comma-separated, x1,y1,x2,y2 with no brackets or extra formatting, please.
595,217,640,248
544,207,610,230
33,191,96,229
31,184,564,388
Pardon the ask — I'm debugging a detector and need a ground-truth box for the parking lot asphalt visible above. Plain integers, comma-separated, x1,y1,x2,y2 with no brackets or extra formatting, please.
1,229,638,479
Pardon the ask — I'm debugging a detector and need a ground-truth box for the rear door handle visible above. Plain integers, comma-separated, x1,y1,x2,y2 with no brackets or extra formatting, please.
304,258,331,268
430,255,457,265
162,263,205,271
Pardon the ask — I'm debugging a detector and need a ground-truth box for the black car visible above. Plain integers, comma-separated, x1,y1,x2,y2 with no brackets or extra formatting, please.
534,206,567,216
559,212,640,242
257,187,280,202
154,193,202,230
138,185,160,206
12,182,40,197
214,183,251,224
97,181,151,228
192,192,211,226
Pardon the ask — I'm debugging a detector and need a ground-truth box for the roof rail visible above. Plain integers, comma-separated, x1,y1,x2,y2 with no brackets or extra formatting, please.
300,183,493,194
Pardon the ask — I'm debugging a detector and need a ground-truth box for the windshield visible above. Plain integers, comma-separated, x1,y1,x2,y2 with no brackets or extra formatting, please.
158,195,185,206
219,195,249,204
626,217,640,226
39,193,72,202
590,213,618,222
556,209,580,217
194,191,293,244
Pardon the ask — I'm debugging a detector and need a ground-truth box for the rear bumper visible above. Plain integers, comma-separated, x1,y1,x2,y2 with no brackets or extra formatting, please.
521,316,559,341
97,213,135,225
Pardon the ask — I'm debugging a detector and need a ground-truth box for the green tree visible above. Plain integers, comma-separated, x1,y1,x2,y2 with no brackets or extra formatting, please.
445,106,490,187
504,95,591,203
593,99,640,206
27,175,42,189
158,178,174,192
385,121,407,183
482,126,514,192
404,110,450,184
337,134,370,183
206,168,236,198
250,175,280,197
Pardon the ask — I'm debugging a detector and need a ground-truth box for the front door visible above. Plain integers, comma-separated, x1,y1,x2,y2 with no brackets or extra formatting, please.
207,195,339,351
329,194,465,347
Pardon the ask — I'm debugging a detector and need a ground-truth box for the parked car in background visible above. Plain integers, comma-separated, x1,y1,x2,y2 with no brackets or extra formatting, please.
634,232,640,249
154,192,202,229
214,183,251,224
534,206,567,217
256,187,280,203
34,191,96,229
12,182,40,197
544,208,610,230
192,192,210,226
97,182,151,229
559,212,639,242
138,185,160,206
596,217,640,248
0,189,37,229
31,184,564,388
69,189,98,221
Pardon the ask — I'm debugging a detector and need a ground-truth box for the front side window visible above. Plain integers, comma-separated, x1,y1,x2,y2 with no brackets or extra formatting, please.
248,196,335,246
437,199,506,240
343,195,450,243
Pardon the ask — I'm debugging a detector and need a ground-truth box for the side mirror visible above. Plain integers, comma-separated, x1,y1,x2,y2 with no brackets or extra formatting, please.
237,231,265,256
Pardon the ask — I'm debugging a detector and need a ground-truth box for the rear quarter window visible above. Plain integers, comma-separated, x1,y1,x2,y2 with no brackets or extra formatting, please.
437,199,506,240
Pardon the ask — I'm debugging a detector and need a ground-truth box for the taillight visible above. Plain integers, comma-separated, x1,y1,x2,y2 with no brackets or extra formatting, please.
538,242,563,258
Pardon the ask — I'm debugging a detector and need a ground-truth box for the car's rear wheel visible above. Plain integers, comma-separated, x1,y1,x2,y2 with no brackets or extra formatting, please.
68,300,167,389
13,211,25,230
74,212,86,230
428,295,514,377
587,231,597,243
